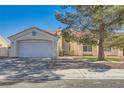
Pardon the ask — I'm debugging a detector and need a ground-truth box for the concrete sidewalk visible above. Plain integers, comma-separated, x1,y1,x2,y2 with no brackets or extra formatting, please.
53,69,124,79
0,69,124,81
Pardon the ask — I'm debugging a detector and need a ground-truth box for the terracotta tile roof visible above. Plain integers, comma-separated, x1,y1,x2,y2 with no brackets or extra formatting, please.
46,30,57,36
57,30,124,37
115,32,124,35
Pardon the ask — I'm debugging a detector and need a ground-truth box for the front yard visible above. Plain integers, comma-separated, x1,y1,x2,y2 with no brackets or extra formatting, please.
82,56,122,61
0,57,124,87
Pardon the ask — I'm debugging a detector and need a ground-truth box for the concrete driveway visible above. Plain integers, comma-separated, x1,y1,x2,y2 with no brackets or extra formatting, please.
0,58,124,82
0,58,60,81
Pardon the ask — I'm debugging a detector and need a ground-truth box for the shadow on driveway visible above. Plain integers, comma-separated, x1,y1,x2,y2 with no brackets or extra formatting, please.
0,58,112,86
0,58,61,86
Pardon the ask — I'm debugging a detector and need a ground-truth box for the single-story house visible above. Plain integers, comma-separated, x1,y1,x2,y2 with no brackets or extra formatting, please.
7,26,124,57
0,35,9,57
57,30,124,57
8,26,58,57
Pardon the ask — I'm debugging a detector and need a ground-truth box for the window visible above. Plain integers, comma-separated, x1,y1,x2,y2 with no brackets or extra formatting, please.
104,47,112,52
83,46,92,52
32,31,36,36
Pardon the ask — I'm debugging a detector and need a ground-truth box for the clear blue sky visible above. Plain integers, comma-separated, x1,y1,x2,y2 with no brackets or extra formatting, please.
0,5,123,38
0,5,69,37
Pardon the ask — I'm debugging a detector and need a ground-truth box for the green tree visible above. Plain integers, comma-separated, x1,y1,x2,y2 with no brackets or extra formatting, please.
55,5,124,60
110,35,124,50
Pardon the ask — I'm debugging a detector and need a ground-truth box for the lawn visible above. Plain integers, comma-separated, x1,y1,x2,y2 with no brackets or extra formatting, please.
82,56,121,61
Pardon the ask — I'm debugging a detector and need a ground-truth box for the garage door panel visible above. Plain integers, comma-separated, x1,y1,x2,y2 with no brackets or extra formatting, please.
18,41,53,57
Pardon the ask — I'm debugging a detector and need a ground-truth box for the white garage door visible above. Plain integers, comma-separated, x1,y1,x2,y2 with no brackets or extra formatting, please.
18,41,53,57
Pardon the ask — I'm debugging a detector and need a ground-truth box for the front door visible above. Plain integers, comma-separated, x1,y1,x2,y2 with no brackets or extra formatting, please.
63,41,70,55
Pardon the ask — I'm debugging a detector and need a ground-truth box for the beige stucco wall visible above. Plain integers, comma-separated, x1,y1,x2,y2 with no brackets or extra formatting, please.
57,35,64,56
63,39,70,55
118,49,124,57
58,34,123,56
92,46,119,56
57,37,83,56
92,46,98,56
73,42,84,56
77,43,83,56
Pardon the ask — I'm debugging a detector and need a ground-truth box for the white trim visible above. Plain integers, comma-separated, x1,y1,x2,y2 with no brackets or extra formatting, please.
8,27,57,41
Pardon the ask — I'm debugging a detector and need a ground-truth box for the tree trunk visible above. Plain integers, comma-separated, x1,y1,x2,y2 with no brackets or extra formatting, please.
97,24,105,61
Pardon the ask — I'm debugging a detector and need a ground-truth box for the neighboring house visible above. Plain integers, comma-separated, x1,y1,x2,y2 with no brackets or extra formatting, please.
8,26,124,58
8,26,58,57
57,30,124,57
0,35,9,57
